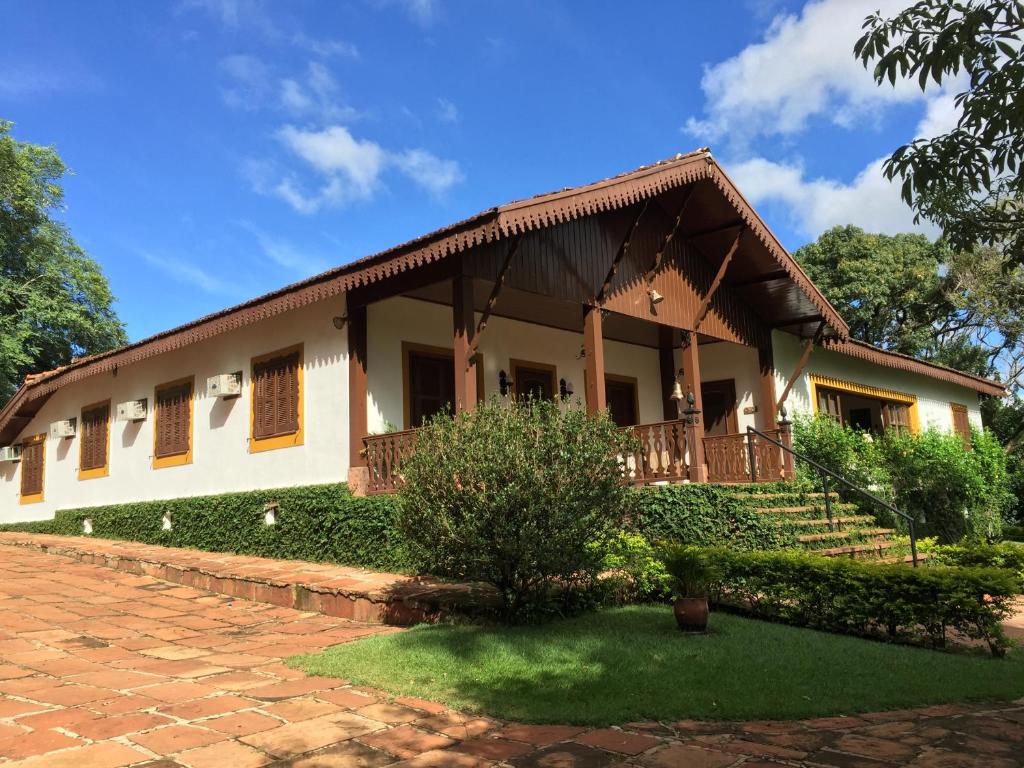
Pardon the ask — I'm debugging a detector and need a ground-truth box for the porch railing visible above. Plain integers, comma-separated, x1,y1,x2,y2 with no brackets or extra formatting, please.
364,428,417,495
624,419,689,485
704,429,787,483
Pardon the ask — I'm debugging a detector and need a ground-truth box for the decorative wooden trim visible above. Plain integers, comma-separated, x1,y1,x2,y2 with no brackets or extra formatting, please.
401,341,484,430
19,433,45,504
809,374,920,433
152,376,194,469
249,343,304,453
78,400,110,481
510,358,557,401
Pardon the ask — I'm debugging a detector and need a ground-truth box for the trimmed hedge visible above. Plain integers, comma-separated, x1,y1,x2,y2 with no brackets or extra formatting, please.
703,547,1020,656
0,484,411,572
631,484,798,550
930,542,1024,591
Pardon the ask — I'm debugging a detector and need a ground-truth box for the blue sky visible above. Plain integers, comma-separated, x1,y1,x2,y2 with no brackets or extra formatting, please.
1,0,953,341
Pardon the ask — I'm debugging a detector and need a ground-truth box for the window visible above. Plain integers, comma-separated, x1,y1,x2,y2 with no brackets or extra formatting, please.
810,375,918,434
511,360,556,401
951,403,972,448
79,401,110,479
605,375,639,428
402,343,484,429
19,434,45,504
154,377,193,468
251,345,303,452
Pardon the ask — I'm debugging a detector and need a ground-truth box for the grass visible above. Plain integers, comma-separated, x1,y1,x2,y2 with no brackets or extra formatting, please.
289,606,1024,726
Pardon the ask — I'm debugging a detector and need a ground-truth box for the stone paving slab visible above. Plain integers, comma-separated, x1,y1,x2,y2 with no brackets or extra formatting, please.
0,543,1023,767
0,533,498,626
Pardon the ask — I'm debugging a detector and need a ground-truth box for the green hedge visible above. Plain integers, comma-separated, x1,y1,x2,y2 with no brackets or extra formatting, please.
703,547,1020,656
630,484,797,550
930,542,1024,591
0,484,411,572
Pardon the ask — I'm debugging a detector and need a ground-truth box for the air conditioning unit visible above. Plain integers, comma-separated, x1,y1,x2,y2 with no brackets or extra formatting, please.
207,372,242,398
0,445,22,463
50,418,77,439
116,398,148,422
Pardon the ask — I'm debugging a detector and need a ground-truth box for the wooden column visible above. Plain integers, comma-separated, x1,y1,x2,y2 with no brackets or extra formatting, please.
758,336,778,428
452,275,477,413
681,331,707,482
583,306,606,415
659,325,677,421
347,303,369,495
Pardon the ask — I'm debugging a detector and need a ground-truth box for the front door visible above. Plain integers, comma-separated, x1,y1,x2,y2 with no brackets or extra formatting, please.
408,350,455,427
701,379,738,437
605,376,638,427
512,361,556,401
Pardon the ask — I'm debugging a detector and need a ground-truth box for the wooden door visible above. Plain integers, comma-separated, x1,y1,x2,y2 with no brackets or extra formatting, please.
701,379,738,437
513,361,556,401
408,350,455,427
605,376,638,427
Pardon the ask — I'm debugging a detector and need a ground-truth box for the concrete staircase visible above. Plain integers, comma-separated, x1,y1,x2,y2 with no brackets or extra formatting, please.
727,488,922,563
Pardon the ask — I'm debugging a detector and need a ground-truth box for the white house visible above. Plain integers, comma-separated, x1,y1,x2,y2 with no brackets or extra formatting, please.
0,151,1003,521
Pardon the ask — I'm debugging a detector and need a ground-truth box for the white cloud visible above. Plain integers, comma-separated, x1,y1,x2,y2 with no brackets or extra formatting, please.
371,0,436,25
262,124,463,213
684,0,925,145
141,252,235,295
235,220,329,275
290,33,359,59
219,54,271,109
435,97,459,123
393,149,464,196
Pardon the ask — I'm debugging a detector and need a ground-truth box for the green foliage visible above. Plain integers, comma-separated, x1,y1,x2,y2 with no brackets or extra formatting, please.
596,531,672,605
658,543,720,598
0,121,126,399
0,484,410,572
930,541,1024,591
856,1,1024,268
630,483,797,550
704,547,1020,656
397,398,635,620
879,427,1012,542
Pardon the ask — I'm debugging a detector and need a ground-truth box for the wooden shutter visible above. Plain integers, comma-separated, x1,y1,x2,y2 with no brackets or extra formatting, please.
156,382,191,458
817,387,842,421
80,404,109,471
20,438,44,497
253,351,299,439
951,403,972,447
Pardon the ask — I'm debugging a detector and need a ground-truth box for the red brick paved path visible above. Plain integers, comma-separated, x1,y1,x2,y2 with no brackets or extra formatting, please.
0,544,1021,767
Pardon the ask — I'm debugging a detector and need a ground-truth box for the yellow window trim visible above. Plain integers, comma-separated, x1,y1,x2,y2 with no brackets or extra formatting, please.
250,343,304,453
19,433,45,505
153,375,195,469
401,341,485,430
809,374,920,433
79,399,111,480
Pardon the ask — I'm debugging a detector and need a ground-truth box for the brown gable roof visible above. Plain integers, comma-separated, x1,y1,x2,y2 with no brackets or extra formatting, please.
0,150,1002,443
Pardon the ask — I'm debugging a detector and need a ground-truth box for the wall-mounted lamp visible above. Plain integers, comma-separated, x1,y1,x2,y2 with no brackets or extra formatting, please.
576,345,586,360
499,370,511,397
332,315,349,330
559,378,575,400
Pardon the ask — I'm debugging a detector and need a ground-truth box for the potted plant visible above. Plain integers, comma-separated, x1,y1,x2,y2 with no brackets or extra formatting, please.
660,544,717,632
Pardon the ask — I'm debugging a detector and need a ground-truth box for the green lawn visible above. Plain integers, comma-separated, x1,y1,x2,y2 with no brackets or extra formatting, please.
288,606,1024,725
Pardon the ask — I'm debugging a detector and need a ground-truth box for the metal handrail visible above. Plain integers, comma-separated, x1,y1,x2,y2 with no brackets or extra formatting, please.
746,425,918,567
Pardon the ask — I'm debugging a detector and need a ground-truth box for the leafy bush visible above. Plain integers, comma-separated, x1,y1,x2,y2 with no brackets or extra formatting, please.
397,397,635,620
879,427,1012,543
704,547,1020,656
630,484,797,550
930,542,1024,591
0,484,410,572
792,414,890,493
596,531,672,605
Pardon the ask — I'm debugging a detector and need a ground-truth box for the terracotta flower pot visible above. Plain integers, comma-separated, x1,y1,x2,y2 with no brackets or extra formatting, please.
673,596,709,632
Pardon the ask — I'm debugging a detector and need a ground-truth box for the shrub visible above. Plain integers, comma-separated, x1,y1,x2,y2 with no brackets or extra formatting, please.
792,414,890,493
0,484,410,572
630,484,797,550
398,397,635,620
704,548,1019,656
596,531,672,605
930,542,1024,591
879,427,1012,543
659,543,720,598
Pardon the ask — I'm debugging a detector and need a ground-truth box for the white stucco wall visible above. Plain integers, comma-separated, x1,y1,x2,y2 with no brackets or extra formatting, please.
771,330,984,430
0,296,350,522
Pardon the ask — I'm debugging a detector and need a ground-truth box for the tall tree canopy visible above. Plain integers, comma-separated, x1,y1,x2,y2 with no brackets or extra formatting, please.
855,0,1024,266
794,226,1024,393
0,121,126,401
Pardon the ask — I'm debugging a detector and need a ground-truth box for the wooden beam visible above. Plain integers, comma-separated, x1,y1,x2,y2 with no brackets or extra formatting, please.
776,321,825,413
680,331,707,482
692,228,742,333
347,304,368,470
468,235,522,358
347,257,460,308
772,314,828,329
758,336,778,428
682,219,744,240
646,186,696,280
595,200,650,305
659,325,677,421
730,269,789,288
583,307,606,415
452,274,478,413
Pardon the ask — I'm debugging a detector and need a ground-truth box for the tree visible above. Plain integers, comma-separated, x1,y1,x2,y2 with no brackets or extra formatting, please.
794,226,1024,391
0,121,126,400
855,1,1024,266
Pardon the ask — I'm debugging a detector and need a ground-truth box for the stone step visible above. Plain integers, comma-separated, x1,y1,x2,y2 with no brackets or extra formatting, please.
877,552,933,565
819,540,895,558
753,504,858,515
728,491,827,500
781,516,875,527
798,528,893,544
